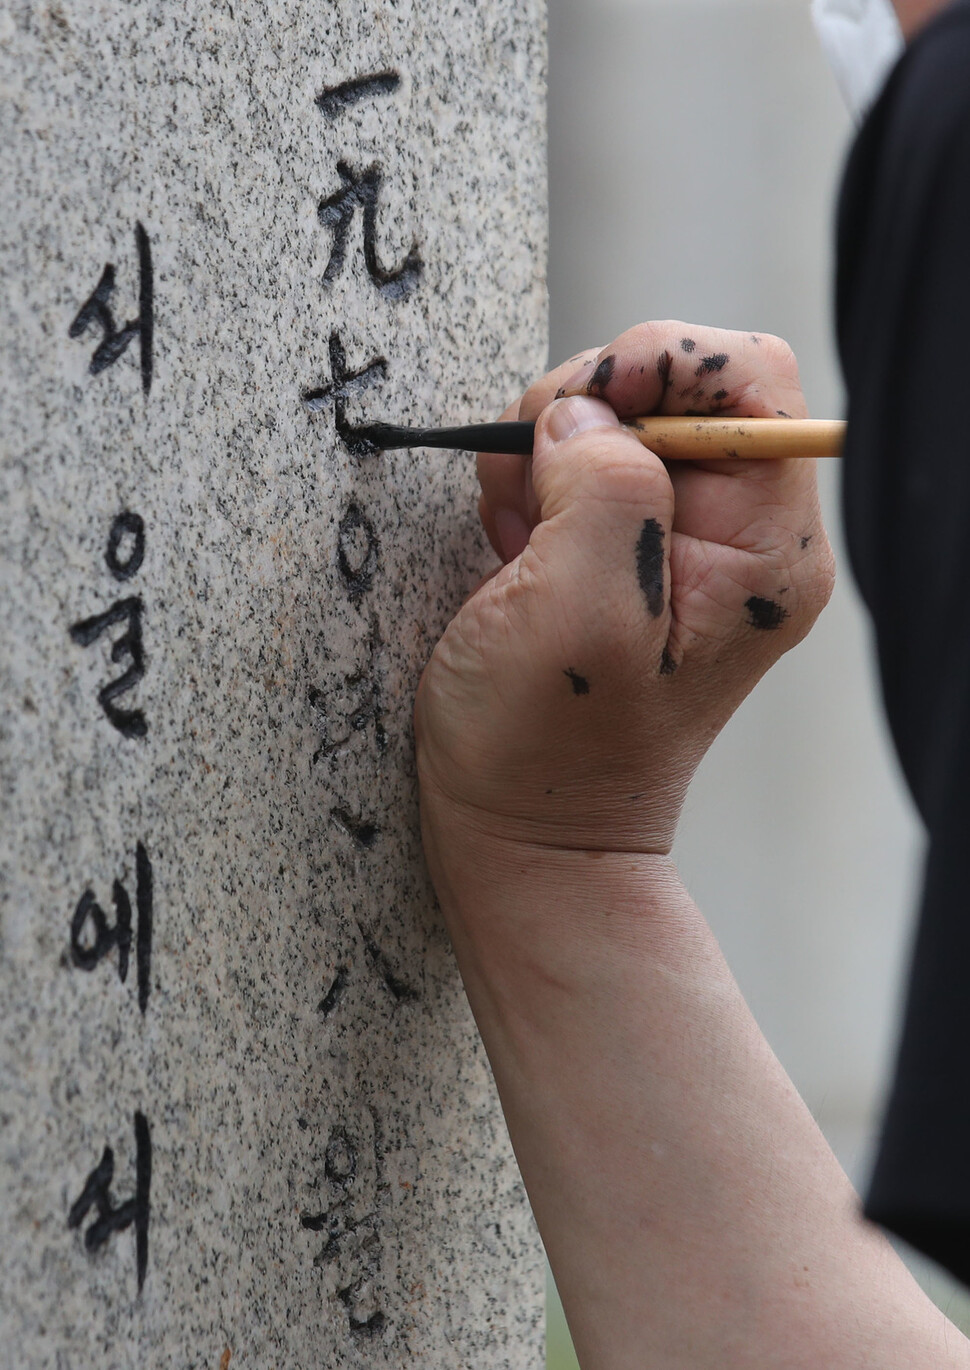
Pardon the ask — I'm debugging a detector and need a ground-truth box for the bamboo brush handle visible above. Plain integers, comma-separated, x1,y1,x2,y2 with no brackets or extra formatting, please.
624,417,845,460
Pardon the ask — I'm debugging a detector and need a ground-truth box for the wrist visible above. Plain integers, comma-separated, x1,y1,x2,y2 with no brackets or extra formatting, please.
419,784,711,1001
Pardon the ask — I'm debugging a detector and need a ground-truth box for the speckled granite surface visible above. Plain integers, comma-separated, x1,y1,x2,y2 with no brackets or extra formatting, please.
0,3,546,1363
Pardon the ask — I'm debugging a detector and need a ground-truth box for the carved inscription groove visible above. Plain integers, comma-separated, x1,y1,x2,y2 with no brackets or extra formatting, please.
298,64,430,1337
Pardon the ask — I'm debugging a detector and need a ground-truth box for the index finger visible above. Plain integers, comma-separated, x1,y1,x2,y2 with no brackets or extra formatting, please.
558,321,808,422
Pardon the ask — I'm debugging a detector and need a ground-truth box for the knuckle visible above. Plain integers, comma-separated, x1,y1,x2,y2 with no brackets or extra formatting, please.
786,543,837,639
807,541,837,613
756,332,800,378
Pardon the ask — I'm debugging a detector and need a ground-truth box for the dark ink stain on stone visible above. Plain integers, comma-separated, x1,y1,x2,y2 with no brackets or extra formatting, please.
564,668,590,695
337,501,380,600
636,518,665,617
325,1128,357,1185
364,937,418,1002
331,807,379,848
297,1117,309,1131
680,337,696,353
301,1210,334,1234
587,354,615,394
338,1287,386,1339
659,647,677,676
309,1217,348,1261
318,965,349,1016
316,71,400,117
657,349,673,395
745,595,789,630
696,353,729,375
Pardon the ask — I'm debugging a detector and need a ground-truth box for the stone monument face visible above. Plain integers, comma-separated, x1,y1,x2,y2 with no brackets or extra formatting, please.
0,2,546,1364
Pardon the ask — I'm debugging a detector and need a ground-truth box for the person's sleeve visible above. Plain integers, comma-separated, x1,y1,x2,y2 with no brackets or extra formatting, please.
838,21,970,1285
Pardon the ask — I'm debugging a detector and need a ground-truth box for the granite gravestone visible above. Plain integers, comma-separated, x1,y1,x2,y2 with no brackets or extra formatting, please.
0,2,547,1364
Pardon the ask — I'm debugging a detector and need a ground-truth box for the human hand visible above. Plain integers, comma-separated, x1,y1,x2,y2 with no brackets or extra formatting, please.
415,321,835,857
410,329,969,1370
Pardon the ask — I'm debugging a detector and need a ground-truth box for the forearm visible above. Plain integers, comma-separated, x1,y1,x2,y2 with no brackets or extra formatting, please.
424,808,969,1369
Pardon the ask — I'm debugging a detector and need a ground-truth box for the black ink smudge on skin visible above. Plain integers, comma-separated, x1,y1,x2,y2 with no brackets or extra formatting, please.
657,349,673,396
587,354,615,394
750,334,762,345
659,647,677,676
681,338,696,353
745,595,789,630
713,389,728,402
776,409,792,419
564,668,590,695
696,353,729,375
800,534,812,549
636,519,665,617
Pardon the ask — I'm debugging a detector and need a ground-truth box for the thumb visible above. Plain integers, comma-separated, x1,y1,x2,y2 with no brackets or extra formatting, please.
530,396,676,645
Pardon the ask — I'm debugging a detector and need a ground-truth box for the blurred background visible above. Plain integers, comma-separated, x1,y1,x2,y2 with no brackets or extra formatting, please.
544,1,970,1364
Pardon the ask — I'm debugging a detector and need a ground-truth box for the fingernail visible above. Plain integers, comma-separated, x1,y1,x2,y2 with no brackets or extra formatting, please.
493,507,531,561
543,396,620,445
560,358,598,394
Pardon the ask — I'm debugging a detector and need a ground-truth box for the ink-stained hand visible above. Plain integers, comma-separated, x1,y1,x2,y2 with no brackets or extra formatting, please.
415,321,834,857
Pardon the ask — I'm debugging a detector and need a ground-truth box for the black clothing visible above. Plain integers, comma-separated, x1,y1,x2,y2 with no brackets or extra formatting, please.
837,0,970,1287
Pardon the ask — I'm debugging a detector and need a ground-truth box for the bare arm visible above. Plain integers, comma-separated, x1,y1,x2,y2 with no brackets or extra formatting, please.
422,822,965,1368
416,321,970,1367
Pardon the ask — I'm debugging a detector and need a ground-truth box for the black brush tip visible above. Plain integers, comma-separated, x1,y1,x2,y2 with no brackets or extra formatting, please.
359,421,536,455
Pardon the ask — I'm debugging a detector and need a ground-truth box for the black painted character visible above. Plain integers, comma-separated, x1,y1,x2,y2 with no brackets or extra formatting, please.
68,1111,152,1292
68,223,153,395
70,842,153,1012
70,512,147,738
318,161,423,300
302,332,389,459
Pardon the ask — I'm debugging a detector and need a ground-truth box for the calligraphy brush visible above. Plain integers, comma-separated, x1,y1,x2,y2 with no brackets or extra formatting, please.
361,416,845,460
